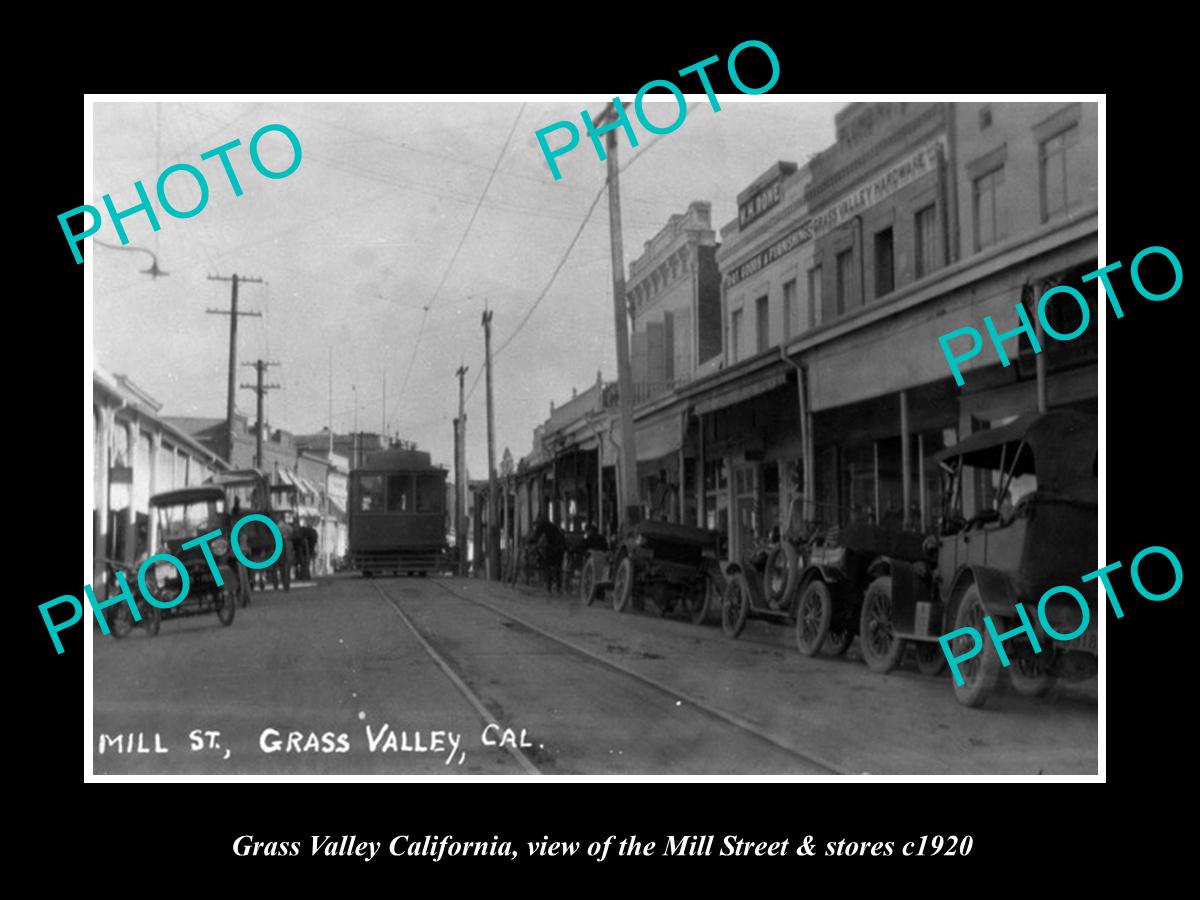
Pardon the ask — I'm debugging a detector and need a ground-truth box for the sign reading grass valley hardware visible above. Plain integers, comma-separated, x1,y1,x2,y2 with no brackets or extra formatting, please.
722,137,947,288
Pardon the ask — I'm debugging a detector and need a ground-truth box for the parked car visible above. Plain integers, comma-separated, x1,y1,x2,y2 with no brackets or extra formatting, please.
582,520,722,624
858,410,1098,707
718,528,812,640
110,486,249,637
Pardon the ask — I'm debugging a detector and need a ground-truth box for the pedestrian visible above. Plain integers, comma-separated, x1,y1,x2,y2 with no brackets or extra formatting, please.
529,512,566,595
299,519,319,580
649,468,677,521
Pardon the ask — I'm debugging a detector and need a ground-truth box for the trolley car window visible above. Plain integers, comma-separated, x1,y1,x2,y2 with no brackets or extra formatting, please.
357,474,385,512
415,474,443,512
387,474,413,512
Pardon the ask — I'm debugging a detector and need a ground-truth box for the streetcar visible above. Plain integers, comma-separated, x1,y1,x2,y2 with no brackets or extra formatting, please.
348,446,448,576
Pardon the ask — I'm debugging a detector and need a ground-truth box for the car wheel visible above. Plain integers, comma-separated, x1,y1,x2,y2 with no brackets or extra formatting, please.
860,575,907,674
824,627,853,657
915,641,948,675
144,606,161,637
580,556,597,606
794,579,833,657
721,572,751,638
216,568,237,626
612,556,635,613
764,542,799,610
111,602,134,640
1008,653,1056,697
951,583,1000,708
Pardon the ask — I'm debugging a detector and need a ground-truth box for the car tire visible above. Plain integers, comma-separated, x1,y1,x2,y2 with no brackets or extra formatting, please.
1008,654,1056,697
612,556,635,613
859,575,907,674
721,572,751,639
687,577,713,626
824,627,853,657
111,602,134,640
764,542,800,610
144,606,161,637
794,579,833,657
580,556,597,606
951,583,1000,708
216,568,237,626
915,641,948,675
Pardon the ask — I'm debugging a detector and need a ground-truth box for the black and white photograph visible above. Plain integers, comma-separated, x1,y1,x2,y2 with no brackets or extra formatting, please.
83,96,1102,778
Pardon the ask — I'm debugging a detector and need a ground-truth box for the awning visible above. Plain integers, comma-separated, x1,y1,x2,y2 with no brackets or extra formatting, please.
693,368,790,417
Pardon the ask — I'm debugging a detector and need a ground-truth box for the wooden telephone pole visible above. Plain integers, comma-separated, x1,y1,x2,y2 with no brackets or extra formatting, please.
240,359,280,471
207,273,264,463
482,308,499,581
455,363,469,576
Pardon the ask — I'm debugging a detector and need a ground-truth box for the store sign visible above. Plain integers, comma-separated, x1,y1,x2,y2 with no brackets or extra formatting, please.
723,136,947,289
738,180,782,228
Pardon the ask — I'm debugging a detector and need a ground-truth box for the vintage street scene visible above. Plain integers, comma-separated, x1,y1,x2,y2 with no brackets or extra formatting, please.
90,99,1099,775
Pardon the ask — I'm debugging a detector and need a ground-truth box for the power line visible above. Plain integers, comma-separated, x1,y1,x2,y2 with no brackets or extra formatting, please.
390,102,526,424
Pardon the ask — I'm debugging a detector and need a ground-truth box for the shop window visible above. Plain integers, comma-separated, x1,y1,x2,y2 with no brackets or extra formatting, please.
874,228,894,298
1040,125,1080,221
915,204,938,278
973,167,1004,251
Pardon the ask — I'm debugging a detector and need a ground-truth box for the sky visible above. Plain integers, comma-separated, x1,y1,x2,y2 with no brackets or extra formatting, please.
91,98,837,477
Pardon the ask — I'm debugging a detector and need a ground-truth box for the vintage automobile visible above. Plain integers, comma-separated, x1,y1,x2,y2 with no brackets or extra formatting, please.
786,523,930,663
110,486,250,637
581,520,722,624
857,410,1098,707
718,528,811,640
208,469,290,595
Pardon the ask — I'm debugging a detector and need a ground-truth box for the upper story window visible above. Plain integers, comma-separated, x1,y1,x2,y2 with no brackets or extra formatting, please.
808,266,823,328
755,296,770,353
835,250,854,315
730,307,743,363
1040,125,1080,222
915,204,938,278
973,167,1004,251
874,228,894,298
783,279,799,338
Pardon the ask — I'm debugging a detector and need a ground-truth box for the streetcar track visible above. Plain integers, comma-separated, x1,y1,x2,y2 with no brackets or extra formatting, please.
415,578,848,775
371,582,541,775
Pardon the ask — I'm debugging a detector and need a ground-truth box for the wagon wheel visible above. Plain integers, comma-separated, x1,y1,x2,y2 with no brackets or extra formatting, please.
1008,653,1056,697
951,583,1000,708
612,556,635,613
915,641,948,675
824,627,853,657
721,572,751,638
580,556,598,606
143,605,162,637
686,577,712,626
764,542,799,610
794,579,833,657
859,575,907,674
110,602,134,640
216,568,237,626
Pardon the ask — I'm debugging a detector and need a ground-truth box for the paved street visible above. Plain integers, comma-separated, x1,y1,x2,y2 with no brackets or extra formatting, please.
93,574,1098,776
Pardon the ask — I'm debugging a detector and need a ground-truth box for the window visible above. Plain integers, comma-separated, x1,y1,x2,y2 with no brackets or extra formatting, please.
415,474,443,513
386,473,413,512
730,308,743,362
835,250,854,315
915,204,938,278
874,228,894,298
1040,125,1079,221
973,167,1003,251
357,474,384,512
807,266,822,328
756,295,769,353
783,279,803,338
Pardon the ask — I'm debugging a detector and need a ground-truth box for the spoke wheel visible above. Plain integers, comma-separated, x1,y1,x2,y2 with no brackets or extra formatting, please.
764,542,799,610
721,572,751,638
612,556,635,613
580,557,597,606
794,580,833,657
216,568,237,626
859,575,907,674
1008,653,1056,697
915,641,947,675
824,626,853,657
687,578,712,626
111,602,134,640
951,583,1000,708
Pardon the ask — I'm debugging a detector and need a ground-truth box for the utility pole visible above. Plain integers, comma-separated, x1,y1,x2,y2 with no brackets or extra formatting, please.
482,307,498,581
598,103,641,532
455,363,469,577
207,273,264,464
240,360,281,471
